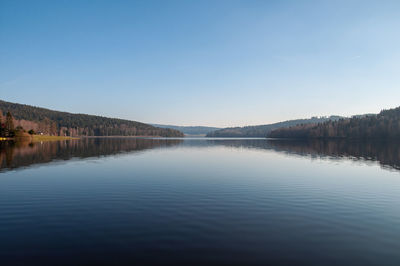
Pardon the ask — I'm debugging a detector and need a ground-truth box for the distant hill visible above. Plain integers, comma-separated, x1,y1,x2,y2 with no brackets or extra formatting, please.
206,116,343,138
268,107,400,139
152,124,221,136
0,100,184,137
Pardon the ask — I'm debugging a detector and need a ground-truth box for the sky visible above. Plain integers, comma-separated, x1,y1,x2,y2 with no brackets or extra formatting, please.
1,0,400,127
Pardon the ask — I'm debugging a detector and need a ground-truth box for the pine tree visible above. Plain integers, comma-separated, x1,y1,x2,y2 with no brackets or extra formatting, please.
5,111,15,137
0,110,3,137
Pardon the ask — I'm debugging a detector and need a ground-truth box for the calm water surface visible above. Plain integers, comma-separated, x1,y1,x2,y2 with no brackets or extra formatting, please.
0,138,400,265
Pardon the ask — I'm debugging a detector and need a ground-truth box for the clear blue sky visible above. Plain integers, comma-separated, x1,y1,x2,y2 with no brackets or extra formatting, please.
1,0,399,127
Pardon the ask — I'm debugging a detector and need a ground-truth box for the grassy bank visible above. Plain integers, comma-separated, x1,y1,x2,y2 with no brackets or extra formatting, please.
30,135,79,142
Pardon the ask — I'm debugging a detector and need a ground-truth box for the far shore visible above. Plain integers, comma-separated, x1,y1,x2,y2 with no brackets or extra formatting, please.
82,135,185,138
1,135,188,142
0,135,79,142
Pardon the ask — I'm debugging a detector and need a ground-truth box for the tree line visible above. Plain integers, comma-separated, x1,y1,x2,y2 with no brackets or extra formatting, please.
206,116,343,137
268,106,400,139
0,100,184,137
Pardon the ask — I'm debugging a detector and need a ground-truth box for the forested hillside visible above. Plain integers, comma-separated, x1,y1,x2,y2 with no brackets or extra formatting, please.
206,116,342,137
268,107,400,139
0,100,184,137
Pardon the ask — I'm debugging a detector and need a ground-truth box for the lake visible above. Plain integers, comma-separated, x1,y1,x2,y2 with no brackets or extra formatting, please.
1,138,400,265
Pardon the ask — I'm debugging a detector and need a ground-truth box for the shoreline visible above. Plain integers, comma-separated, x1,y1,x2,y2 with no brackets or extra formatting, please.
0,135,79,142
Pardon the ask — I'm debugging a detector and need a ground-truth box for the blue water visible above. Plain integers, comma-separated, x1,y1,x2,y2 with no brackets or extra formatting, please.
0,138,400,265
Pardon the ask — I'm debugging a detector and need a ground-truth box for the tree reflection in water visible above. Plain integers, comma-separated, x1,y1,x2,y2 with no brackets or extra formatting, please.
1,138,400,172
204,139,400,171
0,138,183,171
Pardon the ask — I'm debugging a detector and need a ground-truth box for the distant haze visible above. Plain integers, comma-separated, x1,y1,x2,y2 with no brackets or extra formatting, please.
152,124,221,136
1,1,400,127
